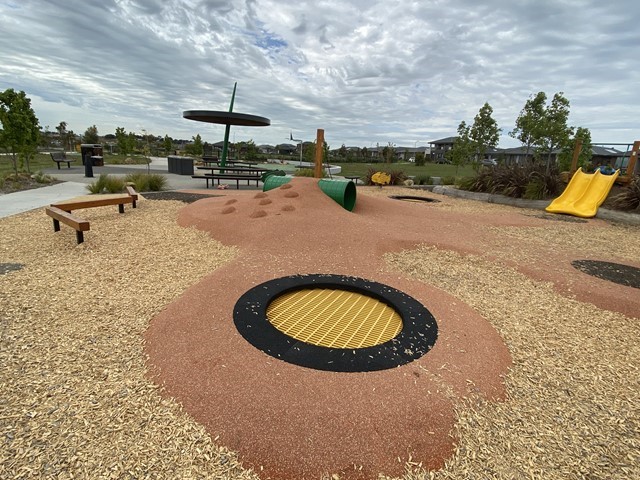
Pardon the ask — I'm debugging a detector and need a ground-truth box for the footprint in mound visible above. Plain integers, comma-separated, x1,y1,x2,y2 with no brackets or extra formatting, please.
280,184,293,189
221,206,236,214
225,199,238,205
259,199,273,205
254,192,268,198
284,191,299,198
281,205,295,212
250,210,268,218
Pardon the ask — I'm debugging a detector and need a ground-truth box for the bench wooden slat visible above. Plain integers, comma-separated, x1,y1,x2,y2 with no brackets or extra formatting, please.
45,206,90,231
125,185,138,208
46,206,90,244
51,195,133,211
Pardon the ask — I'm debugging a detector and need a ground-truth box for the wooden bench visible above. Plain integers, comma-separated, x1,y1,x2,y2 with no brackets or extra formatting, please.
192,173,261,189
45,206,90,244
51,194,134,213
45,187,139,244
50,152,75,169
125,185,138,208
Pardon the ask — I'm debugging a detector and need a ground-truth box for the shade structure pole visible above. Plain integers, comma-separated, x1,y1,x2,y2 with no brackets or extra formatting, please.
220,82,237,167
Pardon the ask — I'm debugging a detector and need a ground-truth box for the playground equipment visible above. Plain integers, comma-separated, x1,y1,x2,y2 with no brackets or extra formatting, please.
570,140,639,184
183,83,270,167
262,176,357,211
546,167,619,218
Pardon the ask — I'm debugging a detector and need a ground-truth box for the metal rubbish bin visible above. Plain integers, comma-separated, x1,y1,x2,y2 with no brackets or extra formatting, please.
167,155,194,175
84,154,94,178
80,144,104,166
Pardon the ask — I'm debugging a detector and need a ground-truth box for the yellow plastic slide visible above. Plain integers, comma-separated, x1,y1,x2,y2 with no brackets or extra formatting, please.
545,167,619,218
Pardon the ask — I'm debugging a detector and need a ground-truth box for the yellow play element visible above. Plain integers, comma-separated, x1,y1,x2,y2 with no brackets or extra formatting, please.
371,171,391,186
545,167,619,218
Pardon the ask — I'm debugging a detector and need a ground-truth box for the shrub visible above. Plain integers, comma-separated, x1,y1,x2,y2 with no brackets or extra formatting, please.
388,170,407,185
459,162,562,199
123,172,167,191
609,175,640,210
441,176,456,185
86,174,126,194
413,174,431,185
33,171,55,184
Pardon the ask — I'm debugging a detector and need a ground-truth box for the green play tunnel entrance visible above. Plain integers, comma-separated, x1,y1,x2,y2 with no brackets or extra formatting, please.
318,179,356,211
262,175,293,191
262,177,357,211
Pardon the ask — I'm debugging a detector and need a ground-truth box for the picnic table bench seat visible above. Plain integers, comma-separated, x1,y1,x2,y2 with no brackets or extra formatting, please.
192,173,262,189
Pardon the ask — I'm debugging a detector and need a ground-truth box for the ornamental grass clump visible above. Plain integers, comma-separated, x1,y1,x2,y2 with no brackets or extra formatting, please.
459,163,562,199
123,172,167,191
609,175,640,211
86,174,126,194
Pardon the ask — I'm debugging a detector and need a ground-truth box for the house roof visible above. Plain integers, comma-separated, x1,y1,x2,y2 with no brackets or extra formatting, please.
429,136,458,144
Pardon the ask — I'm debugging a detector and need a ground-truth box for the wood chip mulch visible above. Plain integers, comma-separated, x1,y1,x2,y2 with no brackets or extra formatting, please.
1,187,639,479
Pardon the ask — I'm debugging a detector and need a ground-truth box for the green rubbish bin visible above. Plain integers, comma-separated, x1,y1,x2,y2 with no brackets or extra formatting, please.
262,175,293,191
318,179,357,211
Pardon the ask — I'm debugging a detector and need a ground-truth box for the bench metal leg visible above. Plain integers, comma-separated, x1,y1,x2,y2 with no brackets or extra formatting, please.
52,218,60,232
56,162,61,170
118,204,124,214
76,231,84,244
66,162,71,168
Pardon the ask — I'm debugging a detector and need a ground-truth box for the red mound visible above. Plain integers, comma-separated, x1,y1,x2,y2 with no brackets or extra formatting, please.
149,177,634,478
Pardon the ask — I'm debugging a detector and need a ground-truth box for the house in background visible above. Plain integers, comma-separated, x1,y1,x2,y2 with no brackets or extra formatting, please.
429,137,457,163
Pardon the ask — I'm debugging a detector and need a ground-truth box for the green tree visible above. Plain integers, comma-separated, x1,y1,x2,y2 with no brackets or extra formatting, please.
115,127,131,155
162,134,173,154
510,91,546,160
382,142,396,163
361,146,368,162
56,121,68,151
185,134,204,156
557,126,592,171
0,88,40,175
469,102,500,162
537,92,573,167
245,139,258,161
82,124,99,144
338,144,347,159
447,121,475,173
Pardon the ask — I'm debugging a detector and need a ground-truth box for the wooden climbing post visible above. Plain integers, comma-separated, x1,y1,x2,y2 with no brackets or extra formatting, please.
315,129,324,178
623,140,639,182
570,138,583,174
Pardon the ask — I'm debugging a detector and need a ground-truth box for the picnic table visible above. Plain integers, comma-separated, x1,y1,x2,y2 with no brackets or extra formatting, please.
196,165,271,174
192,165,274,189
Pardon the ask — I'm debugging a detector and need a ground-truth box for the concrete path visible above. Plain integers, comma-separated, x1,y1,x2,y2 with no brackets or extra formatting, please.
0,182,89,218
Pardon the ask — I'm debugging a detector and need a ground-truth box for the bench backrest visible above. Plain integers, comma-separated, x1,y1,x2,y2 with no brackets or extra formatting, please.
50,152,66,161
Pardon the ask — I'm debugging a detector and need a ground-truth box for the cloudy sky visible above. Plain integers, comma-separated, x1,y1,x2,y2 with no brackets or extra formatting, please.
1,0,638,149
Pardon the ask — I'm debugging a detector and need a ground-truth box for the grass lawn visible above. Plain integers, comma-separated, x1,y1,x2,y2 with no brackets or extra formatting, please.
0,152,153,177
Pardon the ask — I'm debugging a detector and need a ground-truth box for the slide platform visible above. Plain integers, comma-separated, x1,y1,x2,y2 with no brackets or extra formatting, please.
545,167,619,218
